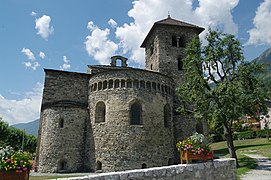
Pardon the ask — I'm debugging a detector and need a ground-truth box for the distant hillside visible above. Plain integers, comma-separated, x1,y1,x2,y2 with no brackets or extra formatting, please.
12,119,39,137
252,48,271,99
253,48,271,73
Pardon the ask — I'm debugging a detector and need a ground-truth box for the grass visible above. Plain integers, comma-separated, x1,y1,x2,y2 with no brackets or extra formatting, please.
212,138,271,179
30,175,83,180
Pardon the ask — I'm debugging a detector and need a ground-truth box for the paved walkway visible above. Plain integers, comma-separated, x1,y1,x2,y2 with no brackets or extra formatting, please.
240,154,271,180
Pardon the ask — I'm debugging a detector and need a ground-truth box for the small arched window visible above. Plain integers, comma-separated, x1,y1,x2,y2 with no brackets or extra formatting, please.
58,160,67,172
164,104,171,128
172,36,177,47
130,101,142,125
178,58,183,70
95,101,106,123
59,118,64,128
96,161,102,171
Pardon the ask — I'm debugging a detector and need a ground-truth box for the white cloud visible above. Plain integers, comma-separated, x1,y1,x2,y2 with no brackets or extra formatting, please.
108,18,118,28
85,21,118,64
39,51,45,59
60,56,71,70
31,11,37,16
21,48,35,61
246,0,271,45
0,83,43,125
22,61,41,70
35,15,54,40
113,0,239,66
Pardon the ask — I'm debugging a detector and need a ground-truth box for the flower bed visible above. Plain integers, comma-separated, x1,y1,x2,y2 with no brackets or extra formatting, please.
0,146,32,180
176,133,213,164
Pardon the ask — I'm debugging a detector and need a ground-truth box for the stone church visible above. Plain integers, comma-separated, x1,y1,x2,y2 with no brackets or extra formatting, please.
36,16,205,173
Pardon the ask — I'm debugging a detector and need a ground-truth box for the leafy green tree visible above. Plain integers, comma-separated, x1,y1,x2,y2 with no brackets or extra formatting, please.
0,117,9,146
177,30,268,167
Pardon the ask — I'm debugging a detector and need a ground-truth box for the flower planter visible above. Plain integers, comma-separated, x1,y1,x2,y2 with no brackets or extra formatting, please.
180,150,213,164
0,170,29,180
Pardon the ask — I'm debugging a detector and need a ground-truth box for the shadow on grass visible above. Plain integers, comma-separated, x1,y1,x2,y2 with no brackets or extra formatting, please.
215,143,270,155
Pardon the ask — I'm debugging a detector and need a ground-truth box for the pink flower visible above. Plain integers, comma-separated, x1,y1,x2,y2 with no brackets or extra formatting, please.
6,159,11,163
20,160,24,163
23,167,28,171
184,148,187,151
16,170,22,173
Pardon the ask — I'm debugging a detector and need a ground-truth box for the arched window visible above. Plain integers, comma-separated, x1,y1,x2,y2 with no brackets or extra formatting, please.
95,101,106,123
130,101,142,125
96,161,102,171
58,160,67,172
172,36,177,47
108,79,113,89
142,163,147,169
164,104,171,128
59,118,64,128
178,58,183,70
114,79,120,88
127,79,132,88
103,81,107,90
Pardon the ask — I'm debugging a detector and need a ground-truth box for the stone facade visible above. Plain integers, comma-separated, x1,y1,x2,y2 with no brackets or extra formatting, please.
36,16,205,173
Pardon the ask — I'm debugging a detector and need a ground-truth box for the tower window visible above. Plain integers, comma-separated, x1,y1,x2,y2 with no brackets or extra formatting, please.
130,101,142,125
59,118,64,128
164,104,171,128
178,58,183,70
172,36,177,47
114,79,120,88
95,101,106,123
179,37,185,48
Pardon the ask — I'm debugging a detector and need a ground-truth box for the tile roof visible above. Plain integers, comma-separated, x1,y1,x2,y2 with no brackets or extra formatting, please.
140,15,204,48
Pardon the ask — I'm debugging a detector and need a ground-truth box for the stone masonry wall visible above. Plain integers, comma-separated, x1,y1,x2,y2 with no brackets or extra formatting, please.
37,70,95,173
62,158,237,180
88,69,175,172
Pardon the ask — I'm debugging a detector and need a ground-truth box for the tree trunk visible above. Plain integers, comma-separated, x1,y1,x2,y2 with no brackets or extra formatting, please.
223,123,239,167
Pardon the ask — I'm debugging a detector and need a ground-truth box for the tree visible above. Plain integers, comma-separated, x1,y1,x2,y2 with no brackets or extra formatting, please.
176,30,268,167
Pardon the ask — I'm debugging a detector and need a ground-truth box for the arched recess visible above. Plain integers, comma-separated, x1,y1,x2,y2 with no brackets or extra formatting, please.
95,101,106,123
130,100,143,125
96,161,102,171
57,159,67,172
164,104,171,128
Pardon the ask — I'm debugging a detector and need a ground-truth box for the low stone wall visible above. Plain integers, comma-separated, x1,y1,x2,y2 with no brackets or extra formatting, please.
59,158,236,180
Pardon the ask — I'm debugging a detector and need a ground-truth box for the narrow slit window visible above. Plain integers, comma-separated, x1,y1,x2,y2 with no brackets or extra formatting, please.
130,101,142,125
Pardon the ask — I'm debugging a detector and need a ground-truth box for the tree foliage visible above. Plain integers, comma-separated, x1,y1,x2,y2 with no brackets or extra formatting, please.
176,30,268,167
0,117,36,153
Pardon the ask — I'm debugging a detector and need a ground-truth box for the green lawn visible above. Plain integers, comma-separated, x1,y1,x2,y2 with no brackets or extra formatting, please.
212,138,271,179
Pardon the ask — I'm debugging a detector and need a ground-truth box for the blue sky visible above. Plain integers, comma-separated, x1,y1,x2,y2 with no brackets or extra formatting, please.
0,0,271,124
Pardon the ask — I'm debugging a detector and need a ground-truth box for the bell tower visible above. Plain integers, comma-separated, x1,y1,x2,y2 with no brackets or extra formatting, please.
140,15,204,85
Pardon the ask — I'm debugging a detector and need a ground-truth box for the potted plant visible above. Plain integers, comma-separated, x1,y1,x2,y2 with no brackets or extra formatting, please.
0,146,32,180
176,133,213,164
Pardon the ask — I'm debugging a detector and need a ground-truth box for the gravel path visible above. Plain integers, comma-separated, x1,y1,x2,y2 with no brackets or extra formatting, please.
240,154,271,180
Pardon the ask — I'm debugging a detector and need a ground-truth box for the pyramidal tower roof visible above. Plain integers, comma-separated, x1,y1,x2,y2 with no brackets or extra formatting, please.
140,15,204,48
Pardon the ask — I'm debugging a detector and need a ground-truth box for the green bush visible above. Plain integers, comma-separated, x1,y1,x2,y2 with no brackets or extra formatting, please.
233,131,256,140
209,134,225,142
256,129,271,138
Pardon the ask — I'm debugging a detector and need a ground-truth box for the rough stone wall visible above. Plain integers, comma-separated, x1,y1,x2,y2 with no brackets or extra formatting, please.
143,24,206,157
36,70,95,173
88,69,175,172
61,158,237,180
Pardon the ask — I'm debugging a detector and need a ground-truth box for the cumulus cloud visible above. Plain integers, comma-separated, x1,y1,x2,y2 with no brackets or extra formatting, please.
31,11,37,16
35,15,54,40
21,48,35,61
108,18,118,28
85,0,238,66
246,0,271,45
22,61,40,70
85,21,118,64
39,51,45,59
59,56,71,70
0,83,43,125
